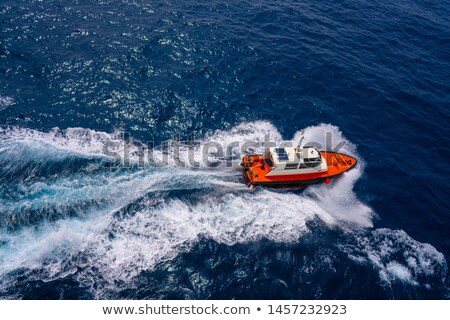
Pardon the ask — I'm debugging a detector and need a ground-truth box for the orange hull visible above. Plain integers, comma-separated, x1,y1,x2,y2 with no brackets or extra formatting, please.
241,152,357,188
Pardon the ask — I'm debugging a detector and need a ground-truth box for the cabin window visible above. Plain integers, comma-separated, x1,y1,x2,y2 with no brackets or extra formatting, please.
304,157,321,168
285,163,299,170
264,158,273,167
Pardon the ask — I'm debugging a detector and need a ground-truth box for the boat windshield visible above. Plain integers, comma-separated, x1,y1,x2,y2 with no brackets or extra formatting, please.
304,153,322,168
264,154,273,167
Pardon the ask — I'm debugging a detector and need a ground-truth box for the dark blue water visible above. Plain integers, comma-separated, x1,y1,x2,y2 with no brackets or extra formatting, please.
0,0,449,299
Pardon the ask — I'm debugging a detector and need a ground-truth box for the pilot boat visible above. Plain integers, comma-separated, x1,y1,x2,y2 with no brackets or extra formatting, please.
240,145,357,189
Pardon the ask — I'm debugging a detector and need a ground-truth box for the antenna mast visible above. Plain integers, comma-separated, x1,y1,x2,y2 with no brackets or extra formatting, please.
297,130,305,150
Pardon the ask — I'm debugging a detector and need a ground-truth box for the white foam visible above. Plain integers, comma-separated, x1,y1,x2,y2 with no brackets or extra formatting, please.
1,121,280,171
0,122,445,296
0,96,14,111
91,189,335,282
0,126,123,158
385,262,417,285
305,168,373,228
292,123,359,157
342,229,447,287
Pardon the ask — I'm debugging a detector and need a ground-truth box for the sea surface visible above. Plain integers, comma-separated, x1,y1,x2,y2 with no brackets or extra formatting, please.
0,0,449,299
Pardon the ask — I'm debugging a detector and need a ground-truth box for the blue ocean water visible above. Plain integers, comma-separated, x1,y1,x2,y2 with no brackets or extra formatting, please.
0,0,449,299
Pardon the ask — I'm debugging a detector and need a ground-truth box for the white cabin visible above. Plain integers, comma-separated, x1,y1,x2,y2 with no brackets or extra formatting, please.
266,147,328,176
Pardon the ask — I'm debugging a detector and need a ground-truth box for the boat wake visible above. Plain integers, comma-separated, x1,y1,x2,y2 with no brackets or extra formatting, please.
0,122,447,298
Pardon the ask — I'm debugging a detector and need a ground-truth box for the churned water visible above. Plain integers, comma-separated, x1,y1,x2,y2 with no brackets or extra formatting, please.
0,0,449,299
